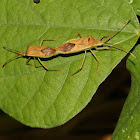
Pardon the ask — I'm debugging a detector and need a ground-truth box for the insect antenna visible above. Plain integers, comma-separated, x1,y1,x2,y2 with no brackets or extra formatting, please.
103,18,131,43
2,46,25,68
3,46,24,55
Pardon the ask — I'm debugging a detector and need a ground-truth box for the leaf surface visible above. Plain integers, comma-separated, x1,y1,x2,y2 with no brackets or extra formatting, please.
0,0,139,128
127,0,140,15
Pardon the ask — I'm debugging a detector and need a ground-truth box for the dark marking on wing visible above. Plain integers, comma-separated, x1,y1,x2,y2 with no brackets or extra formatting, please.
41,47,56,56
57,43,75,52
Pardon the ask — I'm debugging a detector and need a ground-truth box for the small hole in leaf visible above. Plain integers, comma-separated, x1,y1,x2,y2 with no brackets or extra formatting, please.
33,0,40,4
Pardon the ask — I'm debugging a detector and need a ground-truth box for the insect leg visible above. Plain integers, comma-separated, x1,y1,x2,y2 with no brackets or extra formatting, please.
99,36,107,41
90,49,100,76
40,37,60,46
34,57,42,68
37,58,64,73
26,57,32,66
96,46,122,51
100,43,136,58
99,33,110,41
75,32,83,38
70,51,86,81
90,49,99,62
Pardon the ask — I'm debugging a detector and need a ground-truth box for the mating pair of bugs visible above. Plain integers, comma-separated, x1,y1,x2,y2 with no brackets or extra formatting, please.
2,19,135,80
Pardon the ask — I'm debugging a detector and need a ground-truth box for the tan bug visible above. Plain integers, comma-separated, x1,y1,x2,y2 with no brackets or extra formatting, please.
2,39,62,72
56,18,135,80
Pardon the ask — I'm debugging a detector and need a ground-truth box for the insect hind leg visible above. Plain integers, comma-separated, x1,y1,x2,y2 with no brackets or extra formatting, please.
70,50,86,82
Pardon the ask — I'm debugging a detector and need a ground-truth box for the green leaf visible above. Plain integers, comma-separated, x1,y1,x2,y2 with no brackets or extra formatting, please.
111,45,140,139
0,0,139,128
127,0,140,15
